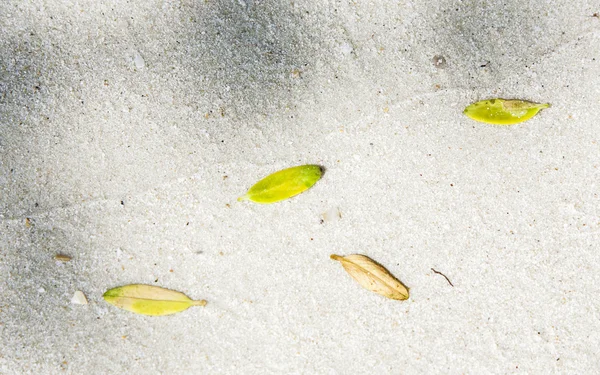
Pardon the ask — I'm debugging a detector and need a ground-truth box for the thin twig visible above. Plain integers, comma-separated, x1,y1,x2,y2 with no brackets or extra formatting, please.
431,268,454,287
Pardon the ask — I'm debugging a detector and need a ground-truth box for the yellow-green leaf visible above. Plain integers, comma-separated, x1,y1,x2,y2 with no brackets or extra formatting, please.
330,254,409,300
103,284,207,316
463,99,550,125
238,164,323,204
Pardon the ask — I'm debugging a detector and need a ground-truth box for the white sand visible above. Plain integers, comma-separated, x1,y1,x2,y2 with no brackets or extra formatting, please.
1,0,600,373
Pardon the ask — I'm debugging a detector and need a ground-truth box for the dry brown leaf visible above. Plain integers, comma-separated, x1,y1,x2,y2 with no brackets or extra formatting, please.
330,254,409,300
54,254,72,262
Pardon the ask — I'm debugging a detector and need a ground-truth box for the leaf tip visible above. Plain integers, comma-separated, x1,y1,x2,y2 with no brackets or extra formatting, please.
102,288,118,299
395,284,410,300
330,254,343,261
192,299,208,307
316,165,326,177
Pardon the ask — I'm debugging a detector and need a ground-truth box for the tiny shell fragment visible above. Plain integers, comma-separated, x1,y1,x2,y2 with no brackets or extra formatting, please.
133,52,145,69
321,207,342,223
71,291,88,305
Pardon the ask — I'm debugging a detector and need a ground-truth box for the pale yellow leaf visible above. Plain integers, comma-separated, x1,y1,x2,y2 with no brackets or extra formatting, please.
103,284,207,316
330,254,409,300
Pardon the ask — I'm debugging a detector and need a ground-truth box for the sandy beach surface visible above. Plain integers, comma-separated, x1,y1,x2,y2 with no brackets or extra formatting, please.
1,0,600,373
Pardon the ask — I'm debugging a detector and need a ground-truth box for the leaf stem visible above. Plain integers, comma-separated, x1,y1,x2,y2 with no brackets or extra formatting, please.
431,268,454,287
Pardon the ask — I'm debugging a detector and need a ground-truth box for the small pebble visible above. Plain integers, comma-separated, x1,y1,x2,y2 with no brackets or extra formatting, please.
71,291,88,305
432,55,447,69
133,52,145,69
321,207,342,223
340,43,353,55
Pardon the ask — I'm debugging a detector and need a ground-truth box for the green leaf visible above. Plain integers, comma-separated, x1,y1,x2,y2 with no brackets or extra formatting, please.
463,99,550,125
238,164,323,204
103,284,207,316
